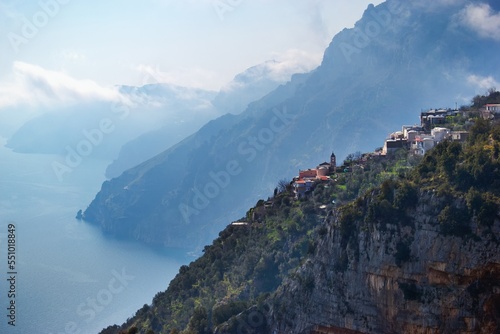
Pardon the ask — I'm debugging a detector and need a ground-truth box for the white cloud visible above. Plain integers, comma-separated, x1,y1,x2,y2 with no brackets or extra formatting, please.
134,50,321,94
135,64,219,91
220,49,321,93
0,62,125,109
267,49,322,81
468,74,499,90
460,3,500,40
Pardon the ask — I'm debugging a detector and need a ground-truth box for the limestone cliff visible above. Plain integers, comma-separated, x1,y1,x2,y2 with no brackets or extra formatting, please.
265,189,500,334
219,120,500,334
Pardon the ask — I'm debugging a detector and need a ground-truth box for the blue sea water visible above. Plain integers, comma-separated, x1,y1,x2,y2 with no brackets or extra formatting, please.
0,140,187,334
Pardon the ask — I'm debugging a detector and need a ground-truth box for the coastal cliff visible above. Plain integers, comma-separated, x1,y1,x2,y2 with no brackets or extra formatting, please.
246,119,500,334
266,189,500,334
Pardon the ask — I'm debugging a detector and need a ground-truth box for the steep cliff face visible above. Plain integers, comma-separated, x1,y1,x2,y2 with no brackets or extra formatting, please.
267,190,500,334
223,120,500,334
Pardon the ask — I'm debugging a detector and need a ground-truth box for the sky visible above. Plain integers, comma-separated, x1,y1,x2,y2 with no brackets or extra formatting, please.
0,0,384,95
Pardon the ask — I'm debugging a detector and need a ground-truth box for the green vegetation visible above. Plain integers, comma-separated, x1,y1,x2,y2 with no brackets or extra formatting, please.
106,151,432,333
472,88,500,109
412,118,500,236
103,185,335,334
102,92,500,334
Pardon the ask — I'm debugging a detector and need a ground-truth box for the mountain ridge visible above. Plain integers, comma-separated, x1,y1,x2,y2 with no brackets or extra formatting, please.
83,0,500,250
105,60,313,178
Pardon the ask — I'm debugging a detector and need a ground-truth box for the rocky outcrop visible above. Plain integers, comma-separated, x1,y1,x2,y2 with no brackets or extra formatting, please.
266,191,500,334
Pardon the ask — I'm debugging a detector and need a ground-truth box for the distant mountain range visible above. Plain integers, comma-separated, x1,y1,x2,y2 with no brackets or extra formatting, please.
83,0,500,250
5,58,306,180
105,60,310,178
5,84,219,159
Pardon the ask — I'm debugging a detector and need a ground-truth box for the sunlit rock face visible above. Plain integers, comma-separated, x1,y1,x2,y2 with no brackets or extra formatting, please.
267,189,500,334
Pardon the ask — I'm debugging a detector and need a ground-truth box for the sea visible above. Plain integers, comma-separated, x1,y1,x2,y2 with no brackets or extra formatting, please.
0,138,188,334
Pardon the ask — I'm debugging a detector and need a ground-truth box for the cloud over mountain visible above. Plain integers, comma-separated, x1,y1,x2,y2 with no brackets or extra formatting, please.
220,49,320,93
468,74,500,91
460,3,500,40
0,62,125,110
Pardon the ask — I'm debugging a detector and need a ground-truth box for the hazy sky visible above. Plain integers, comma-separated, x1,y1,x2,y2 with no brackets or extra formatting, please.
0,0,384,92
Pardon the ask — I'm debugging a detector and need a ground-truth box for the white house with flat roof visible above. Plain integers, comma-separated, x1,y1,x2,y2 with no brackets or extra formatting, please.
485,104,500,113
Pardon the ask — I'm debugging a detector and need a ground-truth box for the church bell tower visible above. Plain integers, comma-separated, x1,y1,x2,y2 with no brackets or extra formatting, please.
330,152,336,173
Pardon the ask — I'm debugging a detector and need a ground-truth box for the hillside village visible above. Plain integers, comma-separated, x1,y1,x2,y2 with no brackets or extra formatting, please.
288,103,500,200
239,105,482,220
382,109,468,156
231,95,500,228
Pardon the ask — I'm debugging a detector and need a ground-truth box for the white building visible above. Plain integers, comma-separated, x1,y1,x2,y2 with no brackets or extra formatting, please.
411,135,436,156
431,127,451,142
485,104,500,113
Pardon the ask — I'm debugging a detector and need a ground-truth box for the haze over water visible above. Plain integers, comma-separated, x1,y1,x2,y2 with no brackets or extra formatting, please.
0,138,187,334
